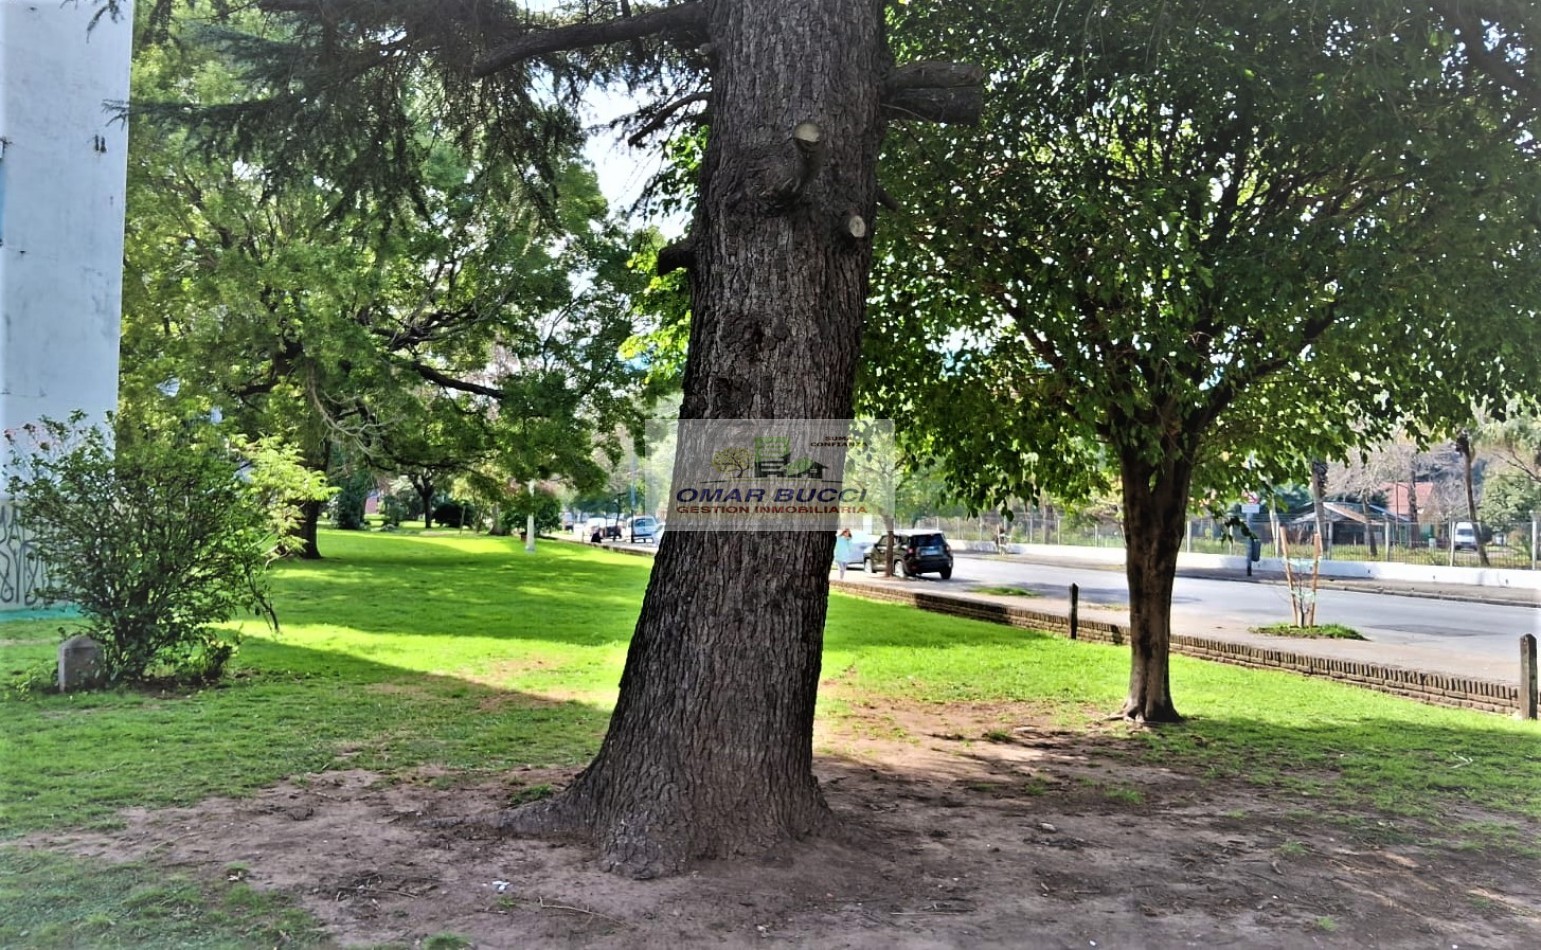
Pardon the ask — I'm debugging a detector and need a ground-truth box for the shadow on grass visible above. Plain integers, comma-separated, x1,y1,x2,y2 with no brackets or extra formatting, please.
0,638,611,838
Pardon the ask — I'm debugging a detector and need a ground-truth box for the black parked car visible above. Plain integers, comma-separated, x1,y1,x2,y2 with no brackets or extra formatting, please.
864,532,953,579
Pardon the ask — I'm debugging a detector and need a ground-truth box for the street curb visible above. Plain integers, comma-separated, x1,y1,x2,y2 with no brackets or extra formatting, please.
955,549,1534,607
954,553,1538,609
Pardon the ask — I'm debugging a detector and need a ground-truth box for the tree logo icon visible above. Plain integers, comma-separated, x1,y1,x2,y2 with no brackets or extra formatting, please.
710,446,754,477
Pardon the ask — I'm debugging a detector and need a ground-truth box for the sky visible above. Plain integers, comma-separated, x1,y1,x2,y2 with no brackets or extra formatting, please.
521,2,676,222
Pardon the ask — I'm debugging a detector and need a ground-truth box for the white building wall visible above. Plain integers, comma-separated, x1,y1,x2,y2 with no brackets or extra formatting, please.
0,1,132,609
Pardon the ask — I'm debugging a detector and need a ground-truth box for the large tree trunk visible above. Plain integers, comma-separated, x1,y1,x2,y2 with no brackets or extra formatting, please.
293,498,323,560
1118,449,1194,723
496,0,885,877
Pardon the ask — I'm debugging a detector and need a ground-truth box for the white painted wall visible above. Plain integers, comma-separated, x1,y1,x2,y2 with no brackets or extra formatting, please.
0,1,133,609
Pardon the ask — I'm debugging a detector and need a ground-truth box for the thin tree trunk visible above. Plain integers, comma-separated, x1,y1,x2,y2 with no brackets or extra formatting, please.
287,446,330,559
1457,431,1490,566
1406,457,1421,545
1361,492,1378,558
1311,459,1330,557
1118,450,1192,723
415,479,435,530
493,0,887,877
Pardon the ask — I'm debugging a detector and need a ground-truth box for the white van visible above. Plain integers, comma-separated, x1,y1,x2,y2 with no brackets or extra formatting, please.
1453,521,1478,552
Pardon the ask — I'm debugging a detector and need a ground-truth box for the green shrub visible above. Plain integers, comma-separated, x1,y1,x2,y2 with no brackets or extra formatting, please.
432,498,478,529
379,492,412,527
330,468,375,530
4,416,287,686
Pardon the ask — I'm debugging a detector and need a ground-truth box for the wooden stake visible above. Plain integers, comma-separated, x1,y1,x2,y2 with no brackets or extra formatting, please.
1522,634,1537,720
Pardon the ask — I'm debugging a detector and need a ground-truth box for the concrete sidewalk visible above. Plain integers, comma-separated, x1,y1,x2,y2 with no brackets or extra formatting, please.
969,549,1540,609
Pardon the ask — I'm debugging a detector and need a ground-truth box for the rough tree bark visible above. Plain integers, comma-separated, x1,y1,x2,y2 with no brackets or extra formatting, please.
1117,448,1194,723
293,498,324,560
470,0,964,878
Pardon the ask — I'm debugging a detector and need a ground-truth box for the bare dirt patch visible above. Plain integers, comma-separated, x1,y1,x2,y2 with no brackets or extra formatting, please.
17,703,1541,948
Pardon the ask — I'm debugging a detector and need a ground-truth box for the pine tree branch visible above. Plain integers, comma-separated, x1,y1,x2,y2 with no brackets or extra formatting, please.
473,2,708,78
627,91,710,146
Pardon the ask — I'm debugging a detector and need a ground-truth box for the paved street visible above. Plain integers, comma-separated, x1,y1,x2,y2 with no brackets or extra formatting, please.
883,552,1541,674
609,539,1539,680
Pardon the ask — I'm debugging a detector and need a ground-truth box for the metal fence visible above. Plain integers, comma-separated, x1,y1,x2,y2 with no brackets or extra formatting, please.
915,513,1541,571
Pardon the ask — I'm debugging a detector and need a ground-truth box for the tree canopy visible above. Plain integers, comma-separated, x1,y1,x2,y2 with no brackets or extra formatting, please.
121,3,652,550
866,0,1541,719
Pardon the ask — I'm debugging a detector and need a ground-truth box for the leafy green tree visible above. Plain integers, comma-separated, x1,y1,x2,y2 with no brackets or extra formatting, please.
868,0,1541,720
3,416,313,685
1484,413,1541,487
1480,471,1541,553
330,468,375,531
121,3,647,557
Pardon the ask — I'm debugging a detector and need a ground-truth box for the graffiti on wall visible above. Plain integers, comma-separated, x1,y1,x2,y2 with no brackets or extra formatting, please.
0,502,46,608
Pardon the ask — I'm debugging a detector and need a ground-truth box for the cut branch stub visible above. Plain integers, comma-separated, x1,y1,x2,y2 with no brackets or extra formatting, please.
882,87,984,125
885,61,987,91
473,2,708,77
758,121,826,207
844,212,868,240
657,237,695,276
881,61,986,126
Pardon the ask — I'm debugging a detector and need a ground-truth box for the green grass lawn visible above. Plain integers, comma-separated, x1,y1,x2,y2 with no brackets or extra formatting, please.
3,529,1540,943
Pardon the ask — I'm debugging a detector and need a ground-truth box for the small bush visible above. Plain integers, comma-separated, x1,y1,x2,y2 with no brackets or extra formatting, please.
432,499,478,529
5,416,287,686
